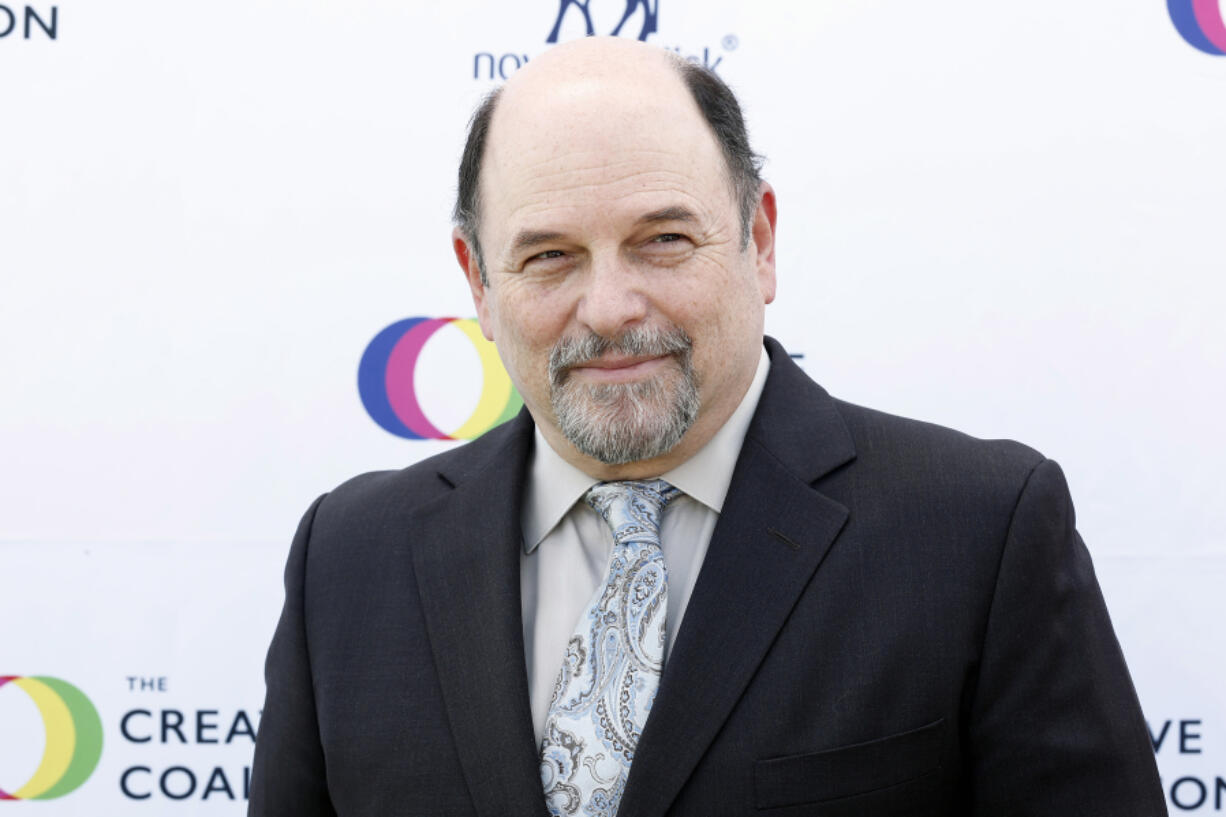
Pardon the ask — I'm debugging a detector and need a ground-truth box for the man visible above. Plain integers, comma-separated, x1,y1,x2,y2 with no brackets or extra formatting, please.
250,37,1166,816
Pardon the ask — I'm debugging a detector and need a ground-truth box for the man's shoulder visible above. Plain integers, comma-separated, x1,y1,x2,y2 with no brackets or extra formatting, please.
758,339,1046,492
312,411,530,524
834,398,1043,468
828,396,1050,502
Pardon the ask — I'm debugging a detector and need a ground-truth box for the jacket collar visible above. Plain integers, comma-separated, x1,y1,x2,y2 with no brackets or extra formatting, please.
619,337,856,816
417,336,856,817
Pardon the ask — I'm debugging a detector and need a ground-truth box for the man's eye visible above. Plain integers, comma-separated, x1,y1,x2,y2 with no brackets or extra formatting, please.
652,233,685,243
529,250,565,262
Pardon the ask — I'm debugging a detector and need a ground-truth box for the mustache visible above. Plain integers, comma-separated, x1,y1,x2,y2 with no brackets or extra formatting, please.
548,325,693,387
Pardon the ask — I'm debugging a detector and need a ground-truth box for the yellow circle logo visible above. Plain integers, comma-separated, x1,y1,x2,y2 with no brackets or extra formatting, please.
0,676,103,800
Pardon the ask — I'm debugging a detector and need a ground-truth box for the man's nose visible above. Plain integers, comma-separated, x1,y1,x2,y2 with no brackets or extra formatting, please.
574,254,649,339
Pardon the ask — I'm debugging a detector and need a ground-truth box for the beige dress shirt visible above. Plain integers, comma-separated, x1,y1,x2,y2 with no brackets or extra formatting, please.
520,347,770,746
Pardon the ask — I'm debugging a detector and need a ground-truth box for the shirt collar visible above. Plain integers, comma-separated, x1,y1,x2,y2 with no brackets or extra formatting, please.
522,345,771,553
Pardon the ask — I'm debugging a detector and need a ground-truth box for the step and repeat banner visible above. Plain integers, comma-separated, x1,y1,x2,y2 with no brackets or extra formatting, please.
2,0,1223,811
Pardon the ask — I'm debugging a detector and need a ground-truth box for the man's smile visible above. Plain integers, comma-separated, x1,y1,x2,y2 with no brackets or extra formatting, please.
566,353,674,385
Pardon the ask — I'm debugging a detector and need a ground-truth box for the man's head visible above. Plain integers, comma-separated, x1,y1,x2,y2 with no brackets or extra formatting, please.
454,50,764,284
452,37,777,480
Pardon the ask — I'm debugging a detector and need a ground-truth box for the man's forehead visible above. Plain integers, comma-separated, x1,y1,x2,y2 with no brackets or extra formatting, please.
484,39,712,170
481,76,726,229
487,144,715,201
490,74,700,158
482,143,729,249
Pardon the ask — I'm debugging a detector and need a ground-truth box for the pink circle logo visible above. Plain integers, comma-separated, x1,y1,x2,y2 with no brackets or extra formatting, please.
358,317,523,440
1169,0,1226,55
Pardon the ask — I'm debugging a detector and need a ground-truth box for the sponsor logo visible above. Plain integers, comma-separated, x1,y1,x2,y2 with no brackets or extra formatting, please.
547,0,659,43
473,0,737,81
0,676,102,800
1168,0,1226,55
0,5,57,40
118,675,258,802
358,317,523,440
1149,717,1225,811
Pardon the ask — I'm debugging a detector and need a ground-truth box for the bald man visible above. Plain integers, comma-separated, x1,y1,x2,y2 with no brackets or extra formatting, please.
250,38,1165,817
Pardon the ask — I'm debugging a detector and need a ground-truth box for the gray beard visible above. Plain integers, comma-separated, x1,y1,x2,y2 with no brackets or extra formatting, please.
548,325,700,466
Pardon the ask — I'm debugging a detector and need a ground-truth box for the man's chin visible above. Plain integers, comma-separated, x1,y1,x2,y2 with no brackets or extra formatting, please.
551,376,698,466
578,424,686,466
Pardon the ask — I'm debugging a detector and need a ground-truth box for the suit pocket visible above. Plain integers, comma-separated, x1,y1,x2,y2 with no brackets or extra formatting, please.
754,718,945,811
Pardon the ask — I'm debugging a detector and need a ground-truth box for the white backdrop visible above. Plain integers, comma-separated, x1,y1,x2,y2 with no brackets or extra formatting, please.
1,0,1223,810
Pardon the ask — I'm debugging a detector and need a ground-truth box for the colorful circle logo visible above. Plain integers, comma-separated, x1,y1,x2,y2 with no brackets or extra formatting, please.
358,317,524,440
1169,0,1226,55
0,676,103,800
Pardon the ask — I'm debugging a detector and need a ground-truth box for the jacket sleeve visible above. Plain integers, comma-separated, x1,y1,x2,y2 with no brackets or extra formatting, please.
249,494,338,817
966,459,1166,815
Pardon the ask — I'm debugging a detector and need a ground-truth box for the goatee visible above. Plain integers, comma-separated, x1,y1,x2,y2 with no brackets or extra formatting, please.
548,325,699,465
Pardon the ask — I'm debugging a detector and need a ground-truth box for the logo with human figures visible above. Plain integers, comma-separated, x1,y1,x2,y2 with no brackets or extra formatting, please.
547,0,659,43
471,2,735,95
1168,0,1226,54
0,676,103,800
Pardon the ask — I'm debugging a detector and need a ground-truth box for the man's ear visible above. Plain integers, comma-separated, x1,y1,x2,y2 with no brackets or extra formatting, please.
453,227,495,341
751,182,778,305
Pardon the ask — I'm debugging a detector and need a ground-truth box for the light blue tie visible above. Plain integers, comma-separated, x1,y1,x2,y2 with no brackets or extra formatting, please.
539,479,681,817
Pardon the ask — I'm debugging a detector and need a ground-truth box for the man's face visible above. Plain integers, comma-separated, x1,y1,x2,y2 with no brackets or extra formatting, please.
457,55,775,476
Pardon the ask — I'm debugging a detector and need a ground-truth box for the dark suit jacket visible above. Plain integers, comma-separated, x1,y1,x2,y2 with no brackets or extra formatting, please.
250,337,1165,816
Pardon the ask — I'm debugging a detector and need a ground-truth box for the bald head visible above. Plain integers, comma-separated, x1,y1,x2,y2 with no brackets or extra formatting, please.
453,38,762,282
507,35,680,96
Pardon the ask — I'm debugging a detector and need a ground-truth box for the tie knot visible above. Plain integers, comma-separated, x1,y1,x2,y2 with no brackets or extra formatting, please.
584,479,681,545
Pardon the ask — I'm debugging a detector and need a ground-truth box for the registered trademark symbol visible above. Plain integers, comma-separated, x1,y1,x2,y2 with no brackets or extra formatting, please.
722,34,739,51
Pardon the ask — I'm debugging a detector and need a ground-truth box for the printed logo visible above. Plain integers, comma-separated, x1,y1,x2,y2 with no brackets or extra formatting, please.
0,676,103,800
0,5,58,40
358,317,523,440
473,0,735,81
547,0,659,43
1168,0,1226,54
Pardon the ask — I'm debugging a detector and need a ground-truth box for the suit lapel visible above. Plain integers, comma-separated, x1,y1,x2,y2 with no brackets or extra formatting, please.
405,340,854,817
408,413,550,817
619,340,857,817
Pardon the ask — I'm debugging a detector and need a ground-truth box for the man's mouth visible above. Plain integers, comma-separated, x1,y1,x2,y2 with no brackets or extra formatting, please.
549,326,693,388
566,353,673,384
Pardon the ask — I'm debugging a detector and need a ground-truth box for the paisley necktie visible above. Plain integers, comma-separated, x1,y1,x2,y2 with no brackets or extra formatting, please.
539,479,681,817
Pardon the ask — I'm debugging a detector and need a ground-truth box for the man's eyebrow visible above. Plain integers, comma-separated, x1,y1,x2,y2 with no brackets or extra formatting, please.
510,208,698,254
637,206,698,225
511,229,567,254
